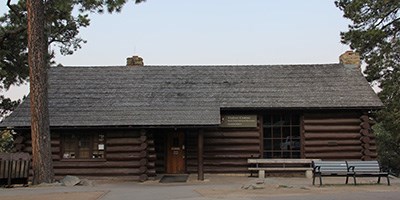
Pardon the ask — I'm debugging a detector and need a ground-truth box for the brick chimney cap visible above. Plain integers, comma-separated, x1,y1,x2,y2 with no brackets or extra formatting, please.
127,55,144,67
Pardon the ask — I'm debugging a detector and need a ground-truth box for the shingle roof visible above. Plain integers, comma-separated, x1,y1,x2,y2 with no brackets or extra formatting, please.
0,64,383,127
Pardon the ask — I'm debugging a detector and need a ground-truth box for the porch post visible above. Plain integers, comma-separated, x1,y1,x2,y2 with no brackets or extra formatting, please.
197,129,204,180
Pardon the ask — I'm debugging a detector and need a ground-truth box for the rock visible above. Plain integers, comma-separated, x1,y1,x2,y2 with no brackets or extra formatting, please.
251,183,265,189
241,179,265,190
79,179,94,186
277,184,293,189
61,175,81,186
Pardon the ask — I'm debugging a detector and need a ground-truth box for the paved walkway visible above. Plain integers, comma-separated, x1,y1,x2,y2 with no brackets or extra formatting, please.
0,175,399,200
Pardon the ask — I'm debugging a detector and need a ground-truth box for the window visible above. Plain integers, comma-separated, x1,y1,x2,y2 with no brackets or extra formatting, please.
62,134,105,159
263,113,301,158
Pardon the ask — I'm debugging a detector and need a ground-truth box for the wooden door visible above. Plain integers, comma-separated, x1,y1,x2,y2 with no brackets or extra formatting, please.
166,131,185,174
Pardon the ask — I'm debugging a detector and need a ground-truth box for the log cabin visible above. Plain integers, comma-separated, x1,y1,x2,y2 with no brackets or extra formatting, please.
0,51,383,181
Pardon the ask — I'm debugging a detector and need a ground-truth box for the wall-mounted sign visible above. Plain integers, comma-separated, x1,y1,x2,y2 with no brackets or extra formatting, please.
220,115,258,128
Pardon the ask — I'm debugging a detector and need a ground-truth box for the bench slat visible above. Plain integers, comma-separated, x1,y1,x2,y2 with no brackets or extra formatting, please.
248,167,311,171
248,159,318,164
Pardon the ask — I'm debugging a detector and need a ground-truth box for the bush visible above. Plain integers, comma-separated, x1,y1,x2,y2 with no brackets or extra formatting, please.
375,123,400,177
0,130,14,152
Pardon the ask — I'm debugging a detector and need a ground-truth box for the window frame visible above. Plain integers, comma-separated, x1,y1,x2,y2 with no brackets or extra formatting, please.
262,113,301,158
60,133,106,161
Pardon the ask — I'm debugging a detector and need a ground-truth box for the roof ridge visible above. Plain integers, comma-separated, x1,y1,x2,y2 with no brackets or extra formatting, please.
58,63,342,68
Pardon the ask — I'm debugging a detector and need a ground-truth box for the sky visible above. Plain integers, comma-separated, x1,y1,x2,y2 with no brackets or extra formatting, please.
2,0,352,99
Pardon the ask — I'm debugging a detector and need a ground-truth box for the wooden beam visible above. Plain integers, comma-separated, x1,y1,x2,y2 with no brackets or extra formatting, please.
198,129,204,181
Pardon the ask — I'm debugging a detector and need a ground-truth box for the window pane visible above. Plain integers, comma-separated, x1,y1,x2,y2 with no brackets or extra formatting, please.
263,127,272,138
273,127,281,138
78,136,90,159
272,114,282,126
263,115,272,126
292,114,300,125
282,127,291,138
283,114,291,125
92,134,105,158
63,135,76,159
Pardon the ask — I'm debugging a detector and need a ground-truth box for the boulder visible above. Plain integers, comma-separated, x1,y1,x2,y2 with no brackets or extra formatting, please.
61,175,81,186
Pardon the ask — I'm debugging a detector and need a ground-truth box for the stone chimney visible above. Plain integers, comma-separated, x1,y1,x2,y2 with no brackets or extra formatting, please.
339,50,361,68
126,55,144,67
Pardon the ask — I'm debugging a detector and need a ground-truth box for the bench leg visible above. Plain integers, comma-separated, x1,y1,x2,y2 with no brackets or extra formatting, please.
387,176,390,186
353,175,357,185
258,170,265,178
378,176,381,184
345,175,349,184
319,175,322,186
312,175,316,185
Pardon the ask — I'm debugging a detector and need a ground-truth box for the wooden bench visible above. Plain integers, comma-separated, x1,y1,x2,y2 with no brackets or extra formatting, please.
0,153,30,187
347,160,390,185
248,159,320,178
312,160,355,186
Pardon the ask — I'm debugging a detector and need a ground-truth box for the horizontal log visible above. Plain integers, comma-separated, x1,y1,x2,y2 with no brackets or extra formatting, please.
146,162,156,168
360,136,370,143
106,143,147,153
106,132,140,138
24,146,60,153
106,138,144,146
106,151,147,161
25,140,60,146
54,166,147,176
304,118,360,125
147,154,156,161
53,160,148,168
52,154,61,161
360,115,369,122
304,113,359,118
360,122,371,129
187,160,248,166
304,140,361,146
204,138,260,145
367,146,377,151
305,146,362,153
361,143,370,149
304,125,360,132
361,149,371,156
304,133,360,140
360,129,369,136
370,139,376,145
305,152,361,159
187,166,248,173
202,146,260,152
204,131,260,138
202,153,260,159
361,156,371,161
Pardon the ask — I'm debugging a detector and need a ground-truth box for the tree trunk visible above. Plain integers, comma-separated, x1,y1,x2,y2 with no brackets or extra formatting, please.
27,0,54,184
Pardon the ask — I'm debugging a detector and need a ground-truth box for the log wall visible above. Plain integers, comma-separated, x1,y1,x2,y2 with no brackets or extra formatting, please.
186,129,261,173
303,112,377,160
153,133,166,173
20,129,156,181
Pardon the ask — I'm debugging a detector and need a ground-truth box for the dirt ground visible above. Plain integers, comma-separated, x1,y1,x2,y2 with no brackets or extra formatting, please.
0,175,399,200
0,191,106,200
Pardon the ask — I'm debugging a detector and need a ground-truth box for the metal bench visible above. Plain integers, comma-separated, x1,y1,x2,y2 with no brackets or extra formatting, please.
346,160,390,185
248,159,319,178
0,153,30,187
312,160,355,186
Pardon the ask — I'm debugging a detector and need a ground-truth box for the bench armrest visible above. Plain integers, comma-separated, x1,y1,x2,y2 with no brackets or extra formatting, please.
348,166,355,172
313,166,320,172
